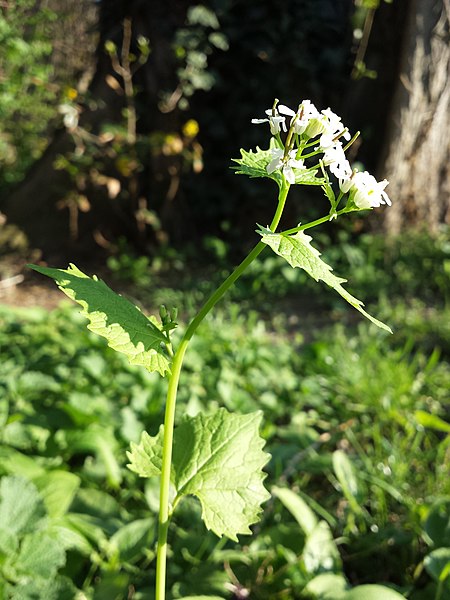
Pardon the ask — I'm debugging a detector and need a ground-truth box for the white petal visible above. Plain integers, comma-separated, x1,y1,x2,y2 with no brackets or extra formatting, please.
284,166,296,184
381,190,392,206
270,148,284,159
267,157,282,174
278,104,296,116
339,178,353,193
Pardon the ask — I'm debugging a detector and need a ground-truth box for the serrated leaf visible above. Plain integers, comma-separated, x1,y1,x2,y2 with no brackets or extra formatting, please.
232,140,323,187
13,531,66,577
7,575,77,600
0,476,47,536
173,409,271,540
28,264,171,376
127,428,164,478
127,409,271,541
258,228,392,333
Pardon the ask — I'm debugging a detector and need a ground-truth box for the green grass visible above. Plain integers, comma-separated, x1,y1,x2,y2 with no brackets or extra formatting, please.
1,228,449,599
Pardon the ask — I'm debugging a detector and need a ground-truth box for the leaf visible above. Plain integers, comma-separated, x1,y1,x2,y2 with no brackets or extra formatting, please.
70,488,121,520
0,447,46,479
13,531,66,577
7,576,78,600
61,424,122,487
28,264,171,376
33,471,80,518
272,486,318,535
332,450,362,513
232,140,323,187
127,428,164,478
258,228,392,333
62,513,108,547
0,476,47,537
415,410,450,433
127,409,271,541
424,500,450,547
424,548,450,582
110,518,154,562
173,409,271,540
342,584,406,599
303,521,342,574
304,573,349,599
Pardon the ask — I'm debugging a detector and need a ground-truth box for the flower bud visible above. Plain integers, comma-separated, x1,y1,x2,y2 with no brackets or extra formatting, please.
304,118,326,139
159,304,168,321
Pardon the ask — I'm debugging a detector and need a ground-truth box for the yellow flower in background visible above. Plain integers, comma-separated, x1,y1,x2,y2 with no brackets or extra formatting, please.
182,119,199,138
64,86,78,101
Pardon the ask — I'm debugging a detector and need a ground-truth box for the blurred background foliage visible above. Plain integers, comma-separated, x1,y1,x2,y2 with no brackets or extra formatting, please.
1,0,434,262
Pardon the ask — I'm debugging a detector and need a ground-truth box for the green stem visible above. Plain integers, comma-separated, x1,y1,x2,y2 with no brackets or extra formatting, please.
154,181,290,600
280,208,350,236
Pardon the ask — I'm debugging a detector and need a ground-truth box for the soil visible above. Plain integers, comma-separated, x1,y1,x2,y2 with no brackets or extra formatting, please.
0,254,76,310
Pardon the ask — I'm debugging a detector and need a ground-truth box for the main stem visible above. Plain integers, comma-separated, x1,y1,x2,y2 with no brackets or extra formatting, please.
154,181,290,600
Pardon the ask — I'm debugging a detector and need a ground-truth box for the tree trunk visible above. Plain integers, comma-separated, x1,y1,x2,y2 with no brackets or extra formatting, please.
381,0,450,234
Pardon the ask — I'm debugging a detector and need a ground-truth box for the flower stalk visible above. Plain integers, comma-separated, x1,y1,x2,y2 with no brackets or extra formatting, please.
155,180,290,600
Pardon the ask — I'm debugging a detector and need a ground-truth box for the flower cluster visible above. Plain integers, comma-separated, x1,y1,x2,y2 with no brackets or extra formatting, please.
252,99,391,209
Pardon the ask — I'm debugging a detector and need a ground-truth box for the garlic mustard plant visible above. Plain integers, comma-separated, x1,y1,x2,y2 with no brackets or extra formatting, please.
30,98,392,600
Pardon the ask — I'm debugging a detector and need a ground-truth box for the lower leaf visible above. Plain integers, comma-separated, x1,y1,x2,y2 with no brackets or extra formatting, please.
127,408,271,541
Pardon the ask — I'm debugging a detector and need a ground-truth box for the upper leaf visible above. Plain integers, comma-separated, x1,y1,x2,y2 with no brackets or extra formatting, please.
28,264,171,376
233,140,323,187
258,228,392,333
127,408,271,541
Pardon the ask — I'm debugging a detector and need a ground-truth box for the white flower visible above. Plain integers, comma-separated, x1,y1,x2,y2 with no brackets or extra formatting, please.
278,100,321,134
266,148,305,184
321,108,347,135
341,171,391,208
322,144,352,179
339,175,353,194
58,103,79,129
252,106,288,135
315,109,351,149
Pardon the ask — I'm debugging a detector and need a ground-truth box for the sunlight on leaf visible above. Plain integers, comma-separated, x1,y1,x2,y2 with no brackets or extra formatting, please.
127,408,271,541
272,486,318,535
233,139,323,186
28,264,171,376
127,428,164,478
258,228,392,333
